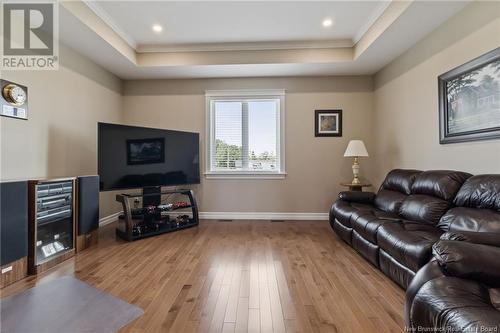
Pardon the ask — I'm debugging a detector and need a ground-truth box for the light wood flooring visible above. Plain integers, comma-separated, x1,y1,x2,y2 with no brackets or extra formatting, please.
1,220,405,332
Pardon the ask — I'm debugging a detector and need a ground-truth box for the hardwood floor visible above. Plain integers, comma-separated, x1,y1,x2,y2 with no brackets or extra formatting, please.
1,220,405,332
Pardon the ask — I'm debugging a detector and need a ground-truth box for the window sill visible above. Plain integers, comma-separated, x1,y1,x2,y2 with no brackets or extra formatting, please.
204,172,287,179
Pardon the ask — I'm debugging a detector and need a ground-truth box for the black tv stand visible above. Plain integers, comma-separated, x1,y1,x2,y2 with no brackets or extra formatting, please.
125,186,165,220
115,189,199,241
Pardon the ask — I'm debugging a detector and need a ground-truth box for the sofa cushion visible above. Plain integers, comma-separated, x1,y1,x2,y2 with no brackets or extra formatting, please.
397,170,471,225
454,174,500,210
399,194,451,225
437,207,500,233
373,169,421,214
374,189,408,214
411,170,472,201
352,213,400,243
379,169,422,195
410,277,500,332
330,200,374,228
377,221,443,272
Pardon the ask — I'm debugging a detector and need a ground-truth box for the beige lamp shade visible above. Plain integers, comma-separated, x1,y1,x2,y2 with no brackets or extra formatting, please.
344,140,369,157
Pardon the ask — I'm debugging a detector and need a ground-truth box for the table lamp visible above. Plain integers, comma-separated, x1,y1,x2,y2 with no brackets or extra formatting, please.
344,140,369,185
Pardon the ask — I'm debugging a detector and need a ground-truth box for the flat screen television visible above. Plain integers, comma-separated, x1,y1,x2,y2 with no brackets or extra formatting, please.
98,122,200,191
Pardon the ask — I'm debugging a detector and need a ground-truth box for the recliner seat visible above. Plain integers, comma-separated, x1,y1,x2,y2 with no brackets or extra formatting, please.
330,169,473,289
376,170,471,288
330,169,421,266
405,233,500,331
405,175,500,331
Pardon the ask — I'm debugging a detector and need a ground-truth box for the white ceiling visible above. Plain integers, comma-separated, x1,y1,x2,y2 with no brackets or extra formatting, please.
92,1,389,48
59,1,471,79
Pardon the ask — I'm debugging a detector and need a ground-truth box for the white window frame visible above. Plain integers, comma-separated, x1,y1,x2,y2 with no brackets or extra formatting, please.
205,89,286,179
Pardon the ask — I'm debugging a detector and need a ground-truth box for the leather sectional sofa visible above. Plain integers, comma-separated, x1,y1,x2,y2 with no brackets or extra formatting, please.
406,232,500,331
330,169,475,288
330,169,500,330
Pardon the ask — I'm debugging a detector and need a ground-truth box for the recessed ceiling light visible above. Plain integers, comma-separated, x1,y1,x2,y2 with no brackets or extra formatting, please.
152,24,163,33
322,18,333,28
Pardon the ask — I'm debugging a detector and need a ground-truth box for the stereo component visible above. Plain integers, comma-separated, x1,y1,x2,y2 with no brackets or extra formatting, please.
28,178,76,275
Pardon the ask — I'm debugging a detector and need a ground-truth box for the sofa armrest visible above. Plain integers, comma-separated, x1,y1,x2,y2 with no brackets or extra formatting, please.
440,231,500,247
432,240,500,288
404,260,445,328
338,191,375,204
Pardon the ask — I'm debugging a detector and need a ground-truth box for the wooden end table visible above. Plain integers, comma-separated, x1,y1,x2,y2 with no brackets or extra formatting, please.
340,182,372,192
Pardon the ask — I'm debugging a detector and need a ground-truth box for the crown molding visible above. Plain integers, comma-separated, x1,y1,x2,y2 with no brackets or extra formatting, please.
80,0,390,56
62,0,466,79
83,0,138,49
137,39,354,53
353,0,392,44
81,1,355,54
205,89,285,97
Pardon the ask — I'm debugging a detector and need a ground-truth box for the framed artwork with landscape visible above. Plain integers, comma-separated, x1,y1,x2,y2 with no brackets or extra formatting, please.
439,47,500,144
315,110,342,137
126,138,165,165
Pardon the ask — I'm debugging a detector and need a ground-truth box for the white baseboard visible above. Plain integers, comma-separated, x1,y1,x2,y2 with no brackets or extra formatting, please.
99,212,121,226
99,211,328,226
199,212,329,220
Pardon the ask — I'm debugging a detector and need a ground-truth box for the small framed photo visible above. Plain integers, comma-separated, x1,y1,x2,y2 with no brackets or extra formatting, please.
315,110,342,137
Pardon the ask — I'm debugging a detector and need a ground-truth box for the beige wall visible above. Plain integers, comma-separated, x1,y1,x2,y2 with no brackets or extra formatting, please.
373,1,500,186
4,1,498,218
0,44,124,217
0,46,375,217
123,77,375,213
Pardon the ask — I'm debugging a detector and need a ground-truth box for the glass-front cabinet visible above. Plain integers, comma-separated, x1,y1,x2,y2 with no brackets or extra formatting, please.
29,178,75,274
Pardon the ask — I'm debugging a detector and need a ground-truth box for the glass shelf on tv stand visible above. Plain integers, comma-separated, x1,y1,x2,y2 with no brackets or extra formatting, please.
115,189,199,241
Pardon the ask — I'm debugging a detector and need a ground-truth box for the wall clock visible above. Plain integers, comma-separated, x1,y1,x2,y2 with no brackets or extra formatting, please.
0,80,28,120
3,84,27,106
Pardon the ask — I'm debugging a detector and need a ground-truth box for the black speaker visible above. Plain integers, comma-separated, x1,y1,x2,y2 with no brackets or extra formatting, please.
0,181,28,266
77,176,99,235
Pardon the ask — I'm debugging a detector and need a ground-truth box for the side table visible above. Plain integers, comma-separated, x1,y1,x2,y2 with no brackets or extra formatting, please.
340,182,372,192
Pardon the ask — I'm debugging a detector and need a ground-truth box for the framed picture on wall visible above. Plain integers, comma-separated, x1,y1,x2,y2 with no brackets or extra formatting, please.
315,110,342,137
438,47,500,144
126,138,165,165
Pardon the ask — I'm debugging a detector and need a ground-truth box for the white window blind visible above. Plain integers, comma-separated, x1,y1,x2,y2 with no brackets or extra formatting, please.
206,90,285,178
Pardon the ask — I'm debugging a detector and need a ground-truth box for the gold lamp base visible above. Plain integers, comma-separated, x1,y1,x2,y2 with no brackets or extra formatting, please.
351,156,361,184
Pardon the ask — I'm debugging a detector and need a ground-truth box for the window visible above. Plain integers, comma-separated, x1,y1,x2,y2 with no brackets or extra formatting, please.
205,90,285,178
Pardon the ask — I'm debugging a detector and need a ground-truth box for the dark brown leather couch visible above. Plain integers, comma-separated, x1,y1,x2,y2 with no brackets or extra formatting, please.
331,172,500,331
330,169,500,288
330,169,479,288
